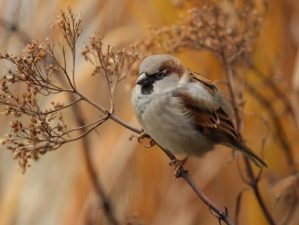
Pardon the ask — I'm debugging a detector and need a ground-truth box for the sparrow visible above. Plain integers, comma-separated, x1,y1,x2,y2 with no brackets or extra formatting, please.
131,54,267,168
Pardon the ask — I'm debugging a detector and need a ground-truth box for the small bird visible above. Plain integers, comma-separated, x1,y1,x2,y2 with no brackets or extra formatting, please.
131,54,267,168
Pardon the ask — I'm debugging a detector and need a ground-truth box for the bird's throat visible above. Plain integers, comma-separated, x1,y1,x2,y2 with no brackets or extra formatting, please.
141,84,154,95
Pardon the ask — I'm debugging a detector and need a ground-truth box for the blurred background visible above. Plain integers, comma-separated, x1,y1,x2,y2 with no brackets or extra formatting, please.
0,0,299,225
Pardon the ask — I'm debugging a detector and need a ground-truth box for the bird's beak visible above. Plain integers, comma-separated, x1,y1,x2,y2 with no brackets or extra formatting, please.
136,73,148,85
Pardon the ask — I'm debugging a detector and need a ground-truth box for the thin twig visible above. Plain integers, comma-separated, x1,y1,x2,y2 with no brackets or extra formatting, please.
74,89,143,134
61,118,106,143
48,46,76,90
60,117,106,136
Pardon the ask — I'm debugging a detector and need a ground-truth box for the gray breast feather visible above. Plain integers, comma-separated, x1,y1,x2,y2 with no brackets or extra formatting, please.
136,92,214,156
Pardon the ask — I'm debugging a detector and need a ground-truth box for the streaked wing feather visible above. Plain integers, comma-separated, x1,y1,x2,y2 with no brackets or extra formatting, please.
195,111,219,128
174,85,240,144
215,108,239,140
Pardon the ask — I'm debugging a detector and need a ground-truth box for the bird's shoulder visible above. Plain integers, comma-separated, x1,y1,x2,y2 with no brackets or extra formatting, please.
189,71,218,94
173,71,220,111
172,71,239,141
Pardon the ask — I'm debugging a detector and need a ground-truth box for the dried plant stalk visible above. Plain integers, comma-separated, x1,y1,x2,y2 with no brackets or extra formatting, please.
0,9,137,173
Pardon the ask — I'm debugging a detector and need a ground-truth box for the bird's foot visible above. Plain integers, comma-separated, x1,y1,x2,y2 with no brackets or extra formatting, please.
144,138,156,148
169,157,188,178
130,133,156,148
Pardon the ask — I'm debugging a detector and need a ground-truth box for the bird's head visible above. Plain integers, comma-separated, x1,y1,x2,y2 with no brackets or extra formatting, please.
136,54,185,95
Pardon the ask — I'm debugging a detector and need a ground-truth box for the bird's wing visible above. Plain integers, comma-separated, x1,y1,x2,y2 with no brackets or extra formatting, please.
173,72,240,143
173,72,267,168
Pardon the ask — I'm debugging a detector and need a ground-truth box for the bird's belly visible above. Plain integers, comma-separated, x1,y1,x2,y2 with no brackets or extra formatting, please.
141,97,214,156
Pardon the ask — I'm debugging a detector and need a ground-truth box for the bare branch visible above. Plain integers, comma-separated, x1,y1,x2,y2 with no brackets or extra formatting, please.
160,147,235,225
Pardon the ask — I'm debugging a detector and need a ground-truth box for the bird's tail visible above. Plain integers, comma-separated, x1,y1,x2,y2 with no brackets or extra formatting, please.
237,143,267,168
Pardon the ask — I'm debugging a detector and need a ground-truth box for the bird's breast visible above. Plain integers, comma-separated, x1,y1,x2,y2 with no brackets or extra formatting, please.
139,93,214,156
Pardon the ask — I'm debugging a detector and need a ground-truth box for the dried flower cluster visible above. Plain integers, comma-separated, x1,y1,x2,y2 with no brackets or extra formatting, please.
55,8,82,51
0,41,69,172
0,9,137,172
82,35,138,111
139,1,263,64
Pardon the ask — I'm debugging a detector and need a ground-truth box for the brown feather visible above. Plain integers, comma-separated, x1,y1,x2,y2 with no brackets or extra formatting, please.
174,84,241,145
174,85,267,168
161,59,185,77
190,72,217,94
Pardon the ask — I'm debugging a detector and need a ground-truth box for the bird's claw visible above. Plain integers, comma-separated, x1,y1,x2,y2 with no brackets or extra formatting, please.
144,139,156,148
137,133,150,143
169,157,188,178
130,133,156,148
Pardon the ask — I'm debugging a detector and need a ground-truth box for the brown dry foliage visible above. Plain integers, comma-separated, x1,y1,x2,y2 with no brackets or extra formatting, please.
0,1,298,225
0,9,138,173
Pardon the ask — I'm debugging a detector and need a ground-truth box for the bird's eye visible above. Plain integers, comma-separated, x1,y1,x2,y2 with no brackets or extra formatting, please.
155,70,167,80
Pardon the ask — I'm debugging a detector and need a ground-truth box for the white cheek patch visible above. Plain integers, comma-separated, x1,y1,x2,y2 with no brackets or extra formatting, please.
153,73,179,94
